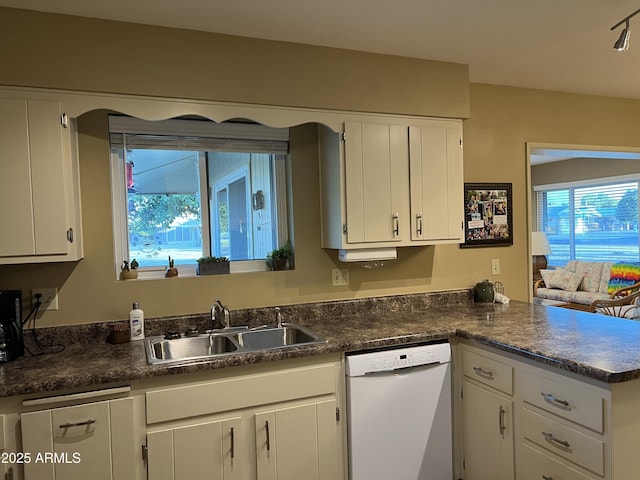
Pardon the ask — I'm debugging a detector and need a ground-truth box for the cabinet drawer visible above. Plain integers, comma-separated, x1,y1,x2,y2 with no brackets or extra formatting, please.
521,408,604,476
520,443,594,480
519,370,604,433
462,348,513,395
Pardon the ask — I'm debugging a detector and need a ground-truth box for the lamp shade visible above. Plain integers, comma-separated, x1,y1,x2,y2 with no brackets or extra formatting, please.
531,232,552,256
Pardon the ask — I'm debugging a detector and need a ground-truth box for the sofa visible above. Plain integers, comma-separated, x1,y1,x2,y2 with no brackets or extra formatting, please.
534,260,613,311
534,260,640,319
534,260,640,317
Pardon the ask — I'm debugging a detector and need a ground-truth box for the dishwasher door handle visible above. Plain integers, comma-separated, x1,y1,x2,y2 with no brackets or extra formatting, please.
362,361,443,376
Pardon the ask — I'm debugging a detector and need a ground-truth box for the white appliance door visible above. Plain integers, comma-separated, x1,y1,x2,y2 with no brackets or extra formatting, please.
347,363,452,480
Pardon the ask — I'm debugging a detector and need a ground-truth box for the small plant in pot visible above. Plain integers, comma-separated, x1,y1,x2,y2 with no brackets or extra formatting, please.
120,259,139,280
267,240,293,271
196,256,230,275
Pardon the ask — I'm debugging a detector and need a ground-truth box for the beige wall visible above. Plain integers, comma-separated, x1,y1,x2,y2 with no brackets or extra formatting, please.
2,8,640,326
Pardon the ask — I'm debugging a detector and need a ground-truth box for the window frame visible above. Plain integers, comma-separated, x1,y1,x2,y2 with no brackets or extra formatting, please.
108,116,290,279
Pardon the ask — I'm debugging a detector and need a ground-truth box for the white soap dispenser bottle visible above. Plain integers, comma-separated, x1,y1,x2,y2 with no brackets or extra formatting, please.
129,302,145,341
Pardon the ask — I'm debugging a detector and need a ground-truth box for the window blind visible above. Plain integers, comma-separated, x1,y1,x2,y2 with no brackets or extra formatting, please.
108,115,289,154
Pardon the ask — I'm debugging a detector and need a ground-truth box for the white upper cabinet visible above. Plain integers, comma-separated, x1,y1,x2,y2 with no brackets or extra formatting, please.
319,116,463,250
409,121,464,243
0,92,83,263
343,122,407,245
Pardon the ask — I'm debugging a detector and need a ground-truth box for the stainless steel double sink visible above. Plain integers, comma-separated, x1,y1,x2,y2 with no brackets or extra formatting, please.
145,323,326,365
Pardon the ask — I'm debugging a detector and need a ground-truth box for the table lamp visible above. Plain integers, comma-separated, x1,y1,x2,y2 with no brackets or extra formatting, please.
532,231,552,281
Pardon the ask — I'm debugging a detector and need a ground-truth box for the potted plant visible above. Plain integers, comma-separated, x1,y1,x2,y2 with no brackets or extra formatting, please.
120,259,139,280
165,256,179,277
196,256,230,275
267,240,293,271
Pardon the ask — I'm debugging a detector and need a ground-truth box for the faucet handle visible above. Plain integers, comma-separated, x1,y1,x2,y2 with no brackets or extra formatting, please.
275,307,282,328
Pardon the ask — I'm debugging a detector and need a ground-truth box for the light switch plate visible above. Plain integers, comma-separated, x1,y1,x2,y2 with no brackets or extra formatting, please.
491,258,501,275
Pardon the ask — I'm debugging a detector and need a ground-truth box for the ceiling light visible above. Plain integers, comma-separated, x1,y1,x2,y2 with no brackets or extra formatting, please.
612,9,640,51
614,21,631,51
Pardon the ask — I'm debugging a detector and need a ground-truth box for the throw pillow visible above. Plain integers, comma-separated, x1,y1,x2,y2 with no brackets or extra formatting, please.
548,268,583,292
573,262,603,293
539,269,556,288
608,262,640,295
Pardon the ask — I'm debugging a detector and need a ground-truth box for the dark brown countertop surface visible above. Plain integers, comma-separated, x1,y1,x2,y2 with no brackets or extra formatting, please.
4,299,640,398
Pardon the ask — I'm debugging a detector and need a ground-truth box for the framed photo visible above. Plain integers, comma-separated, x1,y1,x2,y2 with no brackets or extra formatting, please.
462,183,513,247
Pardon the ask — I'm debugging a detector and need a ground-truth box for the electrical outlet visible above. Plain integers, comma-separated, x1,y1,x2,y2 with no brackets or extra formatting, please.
491,258,501,275
32,288,58,311
332,269,349,287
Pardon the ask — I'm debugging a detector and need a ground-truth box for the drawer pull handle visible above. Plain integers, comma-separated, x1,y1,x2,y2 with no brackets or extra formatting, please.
473,367,494,380
230,427,235,459
498,405,506,436
59,419,97,429
542,476,554,480
541,392,571,410
542,431,571,449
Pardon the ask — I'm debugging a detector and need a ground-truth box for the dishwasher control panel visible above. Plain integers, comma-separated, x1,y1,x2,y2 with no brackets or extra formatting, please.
346,342,450,376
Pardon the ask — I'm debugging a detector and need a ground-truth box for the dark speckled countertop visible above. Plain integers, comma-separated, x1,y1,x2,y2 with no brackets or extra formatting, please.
4,292,640,398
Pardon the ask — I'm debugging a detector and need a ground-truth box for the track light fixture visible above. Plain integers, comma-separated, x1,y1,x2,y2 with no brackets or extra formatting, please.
612,8,640,51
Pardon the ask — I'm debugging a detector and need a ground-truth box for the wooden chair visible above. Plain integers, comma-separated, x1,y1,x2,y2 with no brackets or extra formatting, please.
589,281,640,319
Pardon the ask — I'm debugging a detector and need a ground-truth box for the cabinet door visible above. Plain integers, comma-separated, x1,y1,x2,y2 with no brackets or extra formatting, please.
256,399,340,480
22,401,113,480
409,121,463,241
0,98,70,258
27,100,69,255
147,416,245,480
0,98,36,256
462,379,514,480
343,122,407,244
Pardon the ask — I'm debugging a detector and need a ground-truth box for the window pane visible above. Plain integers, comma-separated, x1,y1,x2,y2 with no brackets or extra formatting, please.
127,149,203,267
208,152,280,261
541,189,570,265
538,181,639,266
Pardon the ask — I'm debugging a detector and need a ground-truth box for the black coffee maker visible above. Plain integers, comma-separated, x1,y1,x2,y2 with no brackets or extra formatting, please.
0,290,24,362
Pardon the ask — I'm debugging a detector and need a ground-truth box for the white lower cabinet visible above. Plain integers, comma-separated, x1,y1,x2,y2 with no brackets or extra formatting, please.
147,416,245,480
21,396,137,480
460,347,514,479
520,443,593,480
462,380,514,479
255,400,339,480
144,355,345,480
458,342,631,479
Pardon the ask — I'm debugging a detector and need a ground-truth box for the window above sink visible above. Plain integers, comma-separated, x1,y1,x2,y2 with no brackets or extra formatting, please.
108,115,292,278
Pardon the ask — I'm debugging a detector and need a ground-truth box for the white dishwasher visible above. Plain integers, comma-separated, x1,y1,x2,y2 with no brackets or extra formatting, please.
346,342,452,480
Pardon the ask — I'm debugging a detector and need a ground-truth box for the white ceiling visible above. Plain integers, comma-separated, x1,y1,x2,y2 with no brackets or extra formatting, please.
2,0,640,101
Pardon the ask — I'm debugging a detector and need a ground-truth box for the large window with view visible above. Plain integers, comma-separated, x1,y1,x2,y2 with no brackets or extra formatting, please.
535,175,639,266
109,116,291,277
